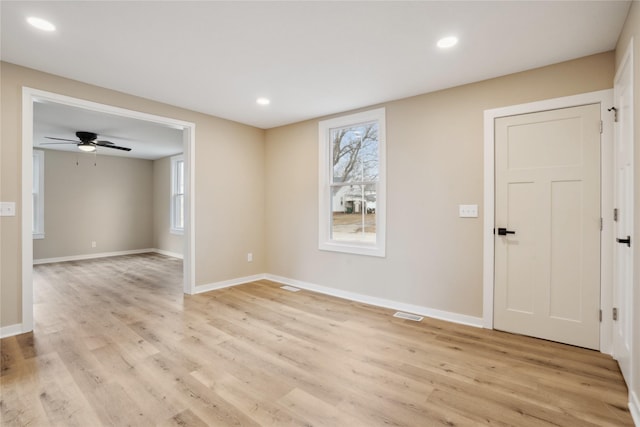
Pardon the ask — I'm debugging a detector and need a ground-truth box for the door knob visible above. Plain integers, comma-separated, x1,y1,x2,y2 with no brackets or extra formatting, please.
497,227,516,236
616,236,631,247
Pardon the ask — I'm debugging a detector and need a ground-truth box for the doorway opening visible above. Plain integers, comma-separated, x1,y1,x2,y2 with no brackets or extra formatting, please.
21,87,196,333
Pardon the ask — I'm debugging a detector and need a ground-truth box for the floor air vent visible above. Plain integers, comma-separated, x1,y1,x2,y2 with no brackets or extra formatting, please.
280,285,301,292
393,312,424,322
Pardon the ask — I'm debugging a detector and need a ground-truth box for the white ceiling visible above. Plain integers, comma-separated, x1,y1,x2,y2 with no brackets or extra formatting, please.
1,1,632,133
33,100,184,160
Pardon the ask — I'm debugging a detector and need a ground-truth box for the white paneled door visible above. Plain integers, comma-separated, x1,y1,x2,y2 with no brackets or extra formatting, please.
613,50,633,384
494,104,601,350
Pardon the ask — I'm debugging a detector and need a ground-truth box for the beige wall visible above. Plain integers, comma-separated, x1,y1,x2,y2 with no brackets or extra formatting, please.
0,61,266,327
265,52,614,319
33,149,154,260
615,0,640,417
153,155,183,256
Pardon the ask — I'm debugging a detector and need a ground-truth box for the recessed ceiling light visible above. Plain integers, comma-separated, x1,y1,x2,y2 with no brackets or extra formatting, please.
437,36,458,49
27,17,56,32
256,97,270,106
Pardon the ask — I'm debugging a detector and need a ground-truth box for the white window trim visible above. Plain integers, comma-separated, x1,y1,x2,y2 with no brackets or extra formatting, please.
318,108,386,257
32,149,45,239
170,154,184,235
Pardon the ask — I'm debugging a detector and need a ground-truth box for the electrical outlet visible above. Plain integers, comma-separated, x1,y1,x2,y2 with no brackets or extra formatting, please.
0,202,16,216
247,253,253,262
91,241,97,248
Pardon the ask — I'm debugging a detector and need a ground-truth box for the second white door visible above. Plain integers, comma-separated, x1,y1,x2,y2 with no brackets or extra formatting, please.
612,48,634,384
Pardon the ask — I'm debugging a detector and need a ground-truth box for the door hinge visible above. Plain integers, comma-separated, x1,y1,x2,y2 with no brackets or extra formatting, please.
599,309,602,322
613,307,618,321
600,120,603,134
600,218,603,231
614,208,618,222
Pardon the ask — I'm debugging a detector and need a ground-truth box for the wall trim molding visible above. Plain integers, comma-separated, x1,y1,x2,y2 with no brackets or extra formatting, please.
630,390,640,427
33,248,156,265
152,249,184,259
33,248,184,265
194,274,266,294
0,323,27,339
194,272,483,328
264,274,484,328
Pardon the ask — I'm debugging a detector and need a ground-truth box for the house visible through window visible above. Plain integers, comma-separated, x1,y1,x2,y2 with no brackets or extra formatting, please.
33,150,45,239
318,108,386,257
170,154,184,234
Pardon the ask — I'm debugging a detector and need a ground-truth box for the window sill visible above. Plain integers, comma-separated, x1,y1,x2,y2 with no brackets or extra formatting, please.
33,233,45,240
319,240,385,258
170,228,184,236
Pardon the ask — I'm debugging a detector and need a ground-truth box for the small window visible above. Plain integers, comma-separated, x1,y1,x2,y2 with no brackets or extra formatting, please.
318,108,386,257
170,154,184,234
33,150,45,239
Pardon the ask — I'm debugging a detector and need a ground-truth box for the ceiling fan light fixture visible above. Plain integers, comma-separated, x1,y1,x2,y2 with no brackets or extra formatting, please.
43,131,131,152
78,143,96,152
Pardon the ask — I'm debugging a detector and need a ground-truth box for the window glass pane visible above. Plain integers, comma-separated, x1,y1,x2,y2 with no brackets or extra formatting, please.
175,194,184,229
331,184,376,243
33,151,44,236
33,193,37,233
319,108,385,256
33,155,39,193
170,155,184,233
331,122,379,184
176,160,184,194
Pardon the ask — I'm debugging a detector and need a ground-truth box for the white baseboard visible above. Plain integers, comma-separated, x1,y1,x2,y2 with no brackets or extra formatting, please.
152,248,184,259
0,323,28,339
33,248,155,265
264,274,483,328
33,248,183,265
196,272,483,328
194,274,266,294
630,390,640,427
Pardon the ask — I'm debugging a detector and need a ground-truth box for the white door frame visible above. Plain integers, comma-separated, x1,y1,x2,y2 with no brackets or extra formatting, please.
483,89,614,353
21,87,197,333
612,37,635,386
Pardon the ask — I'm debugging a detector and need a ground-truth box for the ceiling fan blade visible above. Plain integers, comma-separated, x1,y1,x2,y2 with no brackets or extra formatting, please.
45,136,79,142
101,144,132,151
45,134,131,152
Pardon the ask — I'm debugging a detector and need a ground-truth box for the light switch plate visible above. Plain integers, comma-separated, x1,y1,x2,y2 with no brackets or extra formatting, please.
0,202,16,217
459,204,478,218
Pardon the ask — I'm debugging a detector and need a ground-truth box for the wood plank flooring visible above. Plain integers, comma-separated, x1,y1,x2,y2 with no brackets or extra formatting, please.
0,253,634,426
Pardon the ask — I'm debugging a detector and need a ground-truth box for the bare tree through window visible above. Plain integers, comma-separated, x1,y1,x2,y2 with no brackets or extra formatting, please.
330,122,379,242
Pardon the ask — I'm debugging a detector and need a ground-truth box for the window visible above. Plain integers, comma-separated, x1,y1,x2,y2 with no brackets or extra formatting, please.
318,108,386,257
170,154,185,234
33,150,45,239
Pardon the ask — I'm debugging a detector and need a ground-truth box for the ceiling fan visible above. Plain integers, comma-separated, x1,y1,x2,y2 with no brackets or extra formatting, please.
42,131,131,152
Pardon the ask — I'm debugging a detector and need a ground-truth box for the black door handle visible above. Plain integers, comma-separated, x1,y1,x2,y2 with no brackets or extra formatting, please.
616,236,631,247
497,227,516,236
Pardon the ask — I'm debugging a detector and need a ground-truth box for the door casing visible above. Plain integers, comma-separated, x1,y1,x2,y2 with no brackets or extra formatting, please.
483,89,614,353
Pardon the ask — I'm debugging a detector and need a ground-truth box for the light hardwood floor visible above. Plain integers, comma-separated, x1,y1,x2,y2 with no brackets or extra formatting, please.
1,253,634,426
